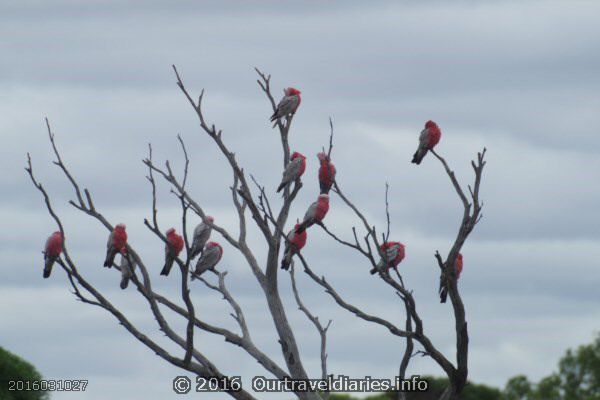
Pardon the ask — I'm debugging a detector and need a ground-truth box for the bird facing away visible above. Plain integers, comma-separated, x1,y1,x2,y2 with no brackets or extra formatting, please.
439,253,463,303
281,223,308,270
297,194,330,232
412,120,442,165
189,216,214,259
43,231,63,278
370,242,405,275
270,87,301,125
119,249,137,290
277,151,306,193
161,228,184,276
192,242,223,279
317,152,336,194
103,224,128,268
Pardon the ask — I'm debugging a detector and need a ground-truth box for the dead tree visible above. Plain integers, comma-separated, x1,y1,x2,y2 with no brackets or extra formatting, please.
27,66,486,400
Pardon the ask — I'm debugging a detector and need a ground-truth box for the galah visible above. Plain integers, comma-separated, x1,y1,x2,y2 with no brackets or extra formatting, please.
439,253,463,303
317,152,336,194
370,242,405,275
411,120,442,165
298,194,330,232
189,216,214,259
270,87,301,124
281,223,307,270
191,242,223,279
277,151,306,193
160,228,184,276
103,224,128,268
119,249,136,290
43,231,63,278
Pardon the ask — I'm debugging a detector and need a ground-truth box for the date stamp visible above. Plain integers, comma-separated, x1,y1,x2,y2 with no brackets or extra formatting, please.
8,380,88,392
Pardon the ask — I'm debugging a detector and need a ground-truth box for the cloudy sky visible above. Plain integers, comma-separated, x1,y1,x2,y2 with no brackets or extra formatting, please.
2,1,600,399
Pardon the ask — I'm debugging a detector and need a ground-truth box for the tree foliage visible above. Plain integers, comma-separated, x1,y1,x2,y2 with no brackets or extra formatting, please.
0,347,49,400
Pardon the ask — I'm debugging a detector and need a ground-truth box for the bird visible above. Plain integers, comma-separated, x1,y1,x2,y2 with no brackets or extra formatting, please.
43,231,63,278
439,253,463,303
103,224,128,268
270,87,301,125
191,242,223,279
281,223,307,270
189,216,214,259
277,152,306,193
160,228,184,276
317,152,336,194
411,120,442,165
370,242,405,275
119,249,136,290
297,194,330,232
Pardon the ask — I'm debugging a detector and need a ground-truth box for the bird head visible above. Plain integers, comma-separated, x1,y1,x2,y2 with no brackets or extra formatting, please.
318,194,329,202
286,87,301,96
317,152,329,162
425,120,438,129
53,231,63,238
208,241,223,252
166,228,176,237
291,151,305,160
115,223,126,232
206,216,215,223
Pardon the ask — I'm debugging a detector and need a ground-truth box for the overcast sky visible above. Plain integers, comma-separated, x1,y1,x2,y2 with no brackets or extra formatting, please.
2,1,600,399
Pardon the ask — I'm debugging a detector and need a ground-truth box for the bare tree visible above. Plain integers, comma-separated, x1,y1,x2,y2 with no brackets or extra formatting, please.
27,67,486,400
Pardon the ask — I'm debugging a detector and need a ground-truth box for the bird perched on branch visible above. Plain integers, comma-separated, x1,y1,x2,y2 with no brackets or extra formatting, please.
270,87,301,125
412,120,442,165
161,228,184,276
370,241,405,275
104,224,128,268
297,194,330,232
119,249,136,290
281,223,307,270
192,242,223,279
277,151,306,193
189,216,214,259
317,152,336,194
43,231,63,278
439,253,463,303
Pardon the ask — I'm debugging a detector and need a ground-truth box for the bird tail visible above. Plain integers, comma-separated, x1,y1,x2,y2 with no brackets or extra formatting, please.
161,258,174,276
296,220,311,234
281,250,292,270
120,276,129,290
411,149,427,165
369,267,377,275
276,181,287,193
269,112,278,123
189,246,200,260
320,181,332,194
103,250,115,268
43,256,55,278
439,276,448,303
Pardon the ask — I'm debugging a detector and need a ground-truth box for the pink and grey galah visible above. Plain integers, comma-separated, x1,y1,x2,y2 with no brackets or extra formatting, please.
103,224,128,268
191,242,223,279
439,253,463,303
119,248,136,290
161,228,184,276
317,152,336,194
277,152,306,193
411,120,442,165
370,241,405,275
298,194,330,232
281,223,307,270
43,231,63,278
270,87,301,125
189,216,214,259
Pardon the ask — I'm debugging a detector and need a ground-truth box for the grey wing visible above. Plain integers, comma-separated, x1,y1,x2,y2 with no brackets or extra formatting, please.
417,128,429,150
277,95,298,116
193,223,211,246
303,201,317,221
106,232,114,249
120,253,135,278
195,247,218,274
282,158,302,183
385,246,399,262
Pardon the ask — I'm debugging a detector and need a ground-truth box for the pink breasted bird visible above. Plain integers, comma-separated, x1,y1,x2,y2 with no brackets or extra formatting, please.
161,228,184,276
103,224,128,268
298,194,330,232
119,248,136,290
370,242,405,275
192,242,223,279
43,231,63,278
277,152,306,193
411,120,442,165
281,223,308,270
317,152,336,194
439,253,463,303
270,87,301,125
189,216,214,259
